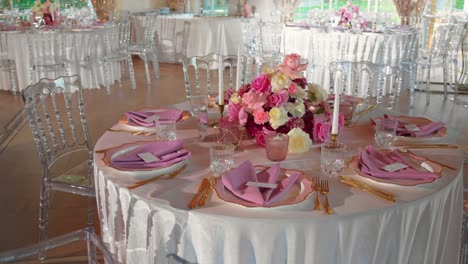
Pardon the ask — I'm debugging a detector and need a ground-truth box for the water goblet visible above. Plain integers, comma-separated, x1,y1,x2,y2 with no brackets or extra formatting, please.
209,143,235,177
321,142,346,178
154,118,177,141
374,118,398,148
265,133,289,162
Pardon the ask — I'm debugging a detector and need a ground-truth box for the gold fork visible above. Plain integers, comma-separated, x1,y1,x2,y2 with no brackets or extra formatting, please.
108,129,155,136
320,180,334,215
311,176,322,211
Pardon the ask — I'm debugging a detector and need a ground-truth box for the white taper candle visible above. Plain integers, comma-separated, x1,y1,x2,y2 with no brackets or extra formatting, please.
332,86,340,135
218,55,224,105
235,47,241,91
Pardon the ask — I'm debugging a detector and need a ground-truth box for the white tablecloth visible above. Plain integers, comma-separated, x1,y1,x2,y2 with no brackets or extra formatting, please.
132,15,243,63
0,27,120,92
284,27,419,89
93,103,463,264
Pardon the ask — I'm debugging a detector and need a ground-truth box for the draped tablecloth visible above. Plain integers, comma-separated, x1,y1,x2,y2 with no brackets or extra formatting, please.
284,26,419,90
131,15,243,63
0,27,120,92
93,103,463,264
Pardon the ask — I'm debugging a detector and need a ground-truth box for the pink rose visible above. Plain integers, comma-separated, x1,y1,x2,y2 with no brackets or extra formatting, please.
352,5,359,13
344,12,352,20
338,112,345,129
268,89,289,107
288,82,297,94
242,90,267,112
313,114,331,142
238,108,248,125
255,128,274,147
253,108,269,125
338,7,346,14
251,74,271,94
277,54,308,79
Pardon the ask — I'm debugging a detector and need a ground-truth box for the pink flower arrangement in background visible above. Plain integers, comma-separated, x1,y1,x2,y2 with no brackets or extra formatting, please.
227,53,344,146
337,0,365,29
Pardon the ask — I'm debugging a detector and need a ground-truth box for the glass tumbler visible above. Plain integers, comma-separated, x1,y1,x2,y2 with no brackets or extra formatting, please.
265,133,289,162
374,118,398,147
155,118,177,141
209,143,235,176
321,142,346,178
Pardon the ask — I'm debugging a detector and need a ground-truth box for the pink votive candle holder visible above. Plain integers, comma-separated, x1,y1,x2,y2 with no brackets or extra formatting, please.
265,133,289,162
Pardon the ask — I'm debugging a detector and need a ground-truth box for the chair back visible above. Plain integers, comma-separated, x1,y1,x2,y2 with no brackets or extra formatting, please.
0,32,8,65
21,75,93,181
428,24,453,61
330,60,400,107
142,14,158,46
240,18,263,58
105,19,131,55
26,30,67,67
182,53,245,100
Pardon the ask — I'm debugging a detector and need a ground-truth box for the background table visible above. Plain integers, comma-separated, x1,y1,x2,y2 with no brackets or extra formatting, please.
131,15,243,63
0,27,120,92
93,104,463,264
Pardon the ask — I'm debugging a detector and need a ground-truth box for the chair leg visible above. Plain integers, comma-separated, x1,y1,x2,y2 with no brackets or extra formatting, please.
104,60,112,95
38,183,50,261
443,60,448,100
425,66,431,105
152,50,160,79
8,60,18,96
127,55,136,90
142,53,151,85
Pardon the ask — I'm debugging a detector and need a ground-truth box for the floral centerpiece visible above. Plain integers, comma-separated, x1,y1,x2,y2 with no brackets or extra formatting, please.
32,0,60,26
336,1,366,29
226,53,344,154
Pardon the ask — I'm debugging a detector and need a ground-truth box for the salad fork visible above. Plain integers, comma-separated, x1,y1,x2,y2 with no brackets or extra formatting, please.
311,176,322,211
320,180,334,215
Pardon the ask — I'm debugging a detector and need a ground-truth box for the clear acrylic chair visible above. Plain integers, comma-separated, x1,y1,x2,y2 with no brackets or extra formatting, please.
182,53,246,100
0,31,18,95
101,19,136,95
416,24,453,105
0,226,117,263
67,31,99,89
26,30,69,85
21,75,96,260
329,61,400,108
129,14,159,85
452,22,468,108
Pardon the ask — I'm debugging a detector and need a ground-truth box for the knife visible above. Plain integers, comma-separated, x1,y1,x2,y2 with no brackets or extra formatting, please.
127,164,187,189
339,176,396,203
189,178,209,209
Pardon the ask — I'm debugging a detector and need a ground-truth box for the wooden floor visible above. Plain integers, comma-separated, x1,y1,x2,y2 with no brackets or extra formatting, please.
0,58,467,256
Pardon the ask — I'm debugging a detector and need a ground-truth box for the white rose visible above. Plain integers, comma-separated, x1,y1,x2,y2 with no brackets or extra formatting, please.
229,92,241,104
286,100,305,118
293,86,308,100
271,72,291,92
308,83,328,101
287,128,313,154
268,107,290,129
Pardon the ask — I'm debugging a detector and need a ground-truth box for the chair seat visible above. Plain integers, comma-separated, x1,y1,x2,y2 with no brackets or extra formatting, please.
32,57,67,68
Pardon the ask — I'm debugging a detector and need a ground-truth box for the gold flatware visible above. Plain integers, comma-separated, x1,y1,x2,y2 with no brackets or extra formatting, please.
398,149,457,171
320,180,334,215
198,176,215,207
127,164,187,189
311,176,322,211
339,176,396,203
108,128,155,136
340,176,395,199
399,144,458,149
189,178,210,209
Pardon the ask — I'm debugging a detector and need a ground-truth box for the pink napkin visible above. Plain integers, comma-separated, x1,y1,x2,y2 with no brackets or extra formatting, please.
110,139,190,170
221,161,302,206
371,116,445,137
359,146,438,180
125,109,182,127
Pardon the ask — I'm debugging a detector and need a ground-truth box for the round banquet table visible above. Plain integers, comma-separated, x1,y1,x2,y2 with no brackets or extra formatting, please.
284,26,420,89
0,26,120,92
131,14,242,63
93,103,463,264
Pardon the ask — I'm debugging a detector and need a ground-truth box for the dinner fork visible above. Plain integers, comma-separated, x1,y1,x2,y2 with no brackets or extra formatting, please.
311,176,322,211
320,180,334,215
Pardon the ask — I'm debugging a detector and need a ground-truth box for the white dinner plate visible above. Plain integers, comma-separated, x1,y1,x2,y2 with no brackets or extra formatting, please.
104,143,188,181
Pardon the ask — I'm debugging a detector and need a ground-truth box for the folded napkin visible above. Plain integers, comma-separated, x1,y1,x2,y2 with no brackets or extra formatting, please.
221,161,302,206
110,139,190,169
371,116,445,138
358,146,438,180
125,109,183,127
